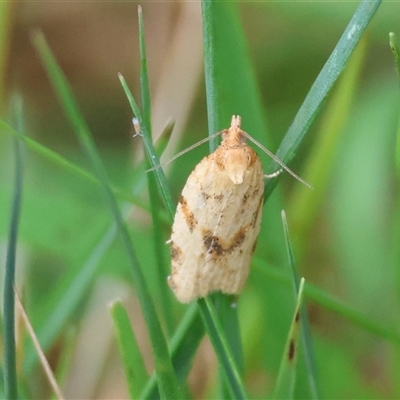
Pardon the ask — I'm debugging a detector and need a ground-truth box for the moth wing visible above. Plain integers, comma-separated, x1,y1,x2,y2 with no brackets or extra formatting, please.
203,159,264,295
169,151,264,303
169,154,216,303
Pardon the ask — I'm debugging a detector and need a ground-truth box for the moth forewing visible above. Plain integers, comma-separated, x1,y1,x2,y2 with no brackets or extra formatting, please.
168,115,265,303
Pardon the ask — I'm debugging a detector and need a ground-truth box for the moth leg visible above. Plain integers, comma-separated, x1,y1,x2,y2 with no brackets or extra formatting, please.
264,168,283,180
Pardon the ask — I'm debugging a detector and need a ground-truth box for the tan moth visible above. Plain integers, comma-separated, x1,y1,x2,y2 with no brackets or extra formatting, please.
167,115,309,303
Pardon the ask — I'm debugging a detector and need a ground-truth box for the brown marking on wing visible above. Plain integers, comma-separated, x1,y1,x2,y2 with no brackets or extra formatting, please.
242,192,250,204
179,195,198,232
202,227,247,258
170,241,183,264
201,190,211,201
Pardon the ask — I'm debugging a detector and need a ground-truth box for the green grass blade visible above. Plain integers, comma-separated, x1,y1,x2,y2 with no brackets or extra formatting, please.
201,1,270,153
0,119,151,210
288,37,366,254
3,96,24,400
119,74,175,218
146,167,174,333
138,5,151,134
140,304,204,399
273,278,305,400
137,6,173,331
281,210,318,398
110,301,148,399
265,0,382,198
201,0,221,151
32,32,182,399
198,298,247,400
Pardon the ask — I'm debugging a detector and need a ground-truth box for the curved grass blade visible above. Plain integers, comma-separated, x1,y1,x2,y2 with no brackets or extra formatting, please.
110,301,148,399
3,96,24,400
273,278,305,400
265,0,382,198
281,210,318,398
32,32,182,399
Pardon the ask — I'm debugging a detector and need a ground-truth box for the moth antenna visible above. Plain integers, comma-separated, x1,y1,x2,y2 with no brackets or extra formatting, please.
242,132,313,189
146,130,223,173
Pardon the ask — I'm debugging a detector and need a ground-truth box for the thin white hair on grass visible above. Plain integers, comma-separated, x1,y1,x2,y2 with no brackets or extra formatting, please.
243,131,313,189
145,130,223,173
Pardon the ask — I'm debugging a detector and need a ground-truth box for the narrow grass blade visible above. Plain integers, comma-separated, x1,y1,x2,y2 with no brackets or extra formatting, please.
201,1,270,154
32,32,182,399
281,210,318,398
3,96,24,400
201,0,221,151
138,5,151,134
0,119,151,209
288,37,366,253
198,298,247,400
273,278,305,399
140,304,204,399
110,301,148,399
119,74,175,219
265,0,382,198
137,6,173,331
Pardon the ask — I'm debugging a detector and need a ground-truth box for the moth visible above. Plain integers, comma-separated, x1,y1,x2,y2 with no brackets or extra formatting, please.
167,115,309,303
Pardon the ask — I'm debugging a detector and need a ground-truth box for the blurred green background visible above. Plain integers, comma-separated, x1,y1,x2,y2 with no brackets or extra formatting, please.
1,1,400,399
